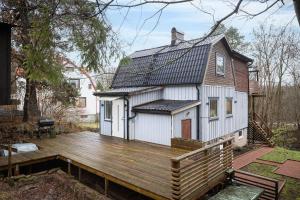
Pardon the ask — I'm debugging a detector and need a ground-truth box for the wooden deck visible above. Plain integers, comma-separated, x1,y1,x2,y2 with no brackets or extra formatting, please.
0,132,187,199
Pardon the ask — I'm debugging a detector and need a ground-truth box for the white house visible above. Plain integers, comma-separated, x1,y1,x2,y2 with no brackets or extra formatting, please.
64,66,99,123
95,28,252,147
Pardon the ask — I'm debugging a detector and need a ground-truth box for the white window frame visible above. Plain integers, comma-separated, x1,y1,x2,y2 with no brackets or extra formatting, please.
77,97,86,108
226,97,233,117
104,101,112,121
209,98,219,120
69,79,80,89
216,52,225,76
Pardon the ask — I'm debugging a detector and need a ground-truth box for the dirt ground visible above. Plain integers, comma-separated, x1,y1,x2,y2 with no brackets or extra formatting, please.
0,169,109,200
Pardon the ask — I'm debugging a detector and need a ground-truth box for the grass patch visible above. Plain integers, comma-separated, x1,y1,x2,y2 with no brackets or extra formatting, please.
260,147,300,163
241,162,300,200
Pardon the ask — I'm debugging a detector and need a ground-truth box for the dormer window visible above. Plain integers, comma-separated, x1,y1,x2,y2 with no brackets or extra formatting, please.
216,53,225,76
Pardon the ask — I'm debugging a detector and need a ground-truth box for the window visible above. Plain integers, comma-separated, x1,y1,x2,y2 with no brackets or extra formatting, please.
77,97,86,108
209,98,218,119
80,115,88,118
104,101,112,121
216,53,225,75
69,79,80,89
226,98,233,116
66,67,75,72
238,130,243,138
88,84,92,89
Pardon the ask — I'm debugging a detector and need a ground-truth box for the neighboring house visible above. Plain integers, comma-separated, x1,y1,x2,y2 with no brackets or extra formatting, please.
94,28,252,147
64,66,99,123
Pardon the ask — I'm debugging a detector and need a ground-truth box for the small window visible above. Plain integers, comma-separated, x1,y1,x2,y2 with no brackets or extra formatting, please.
216,53,225,75
69,79,80,89
77,97,86,108
104,101,112,121
209,98,218,119
238,130,243,138
226,98,233,116
88,84,92,89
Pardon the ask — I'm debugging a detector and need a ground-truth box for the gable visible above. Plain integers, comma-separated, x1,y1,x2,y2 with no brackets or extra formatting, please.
203,40,235,87
112,44,211,88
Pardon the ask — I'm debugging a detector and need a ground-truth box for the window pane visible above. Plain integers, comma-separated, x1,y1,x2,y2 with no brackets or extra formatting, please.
104,101,112,120
77,97,86,108
210,99,218,118
226,98,232,115
69,79,80,88
216,53,225,75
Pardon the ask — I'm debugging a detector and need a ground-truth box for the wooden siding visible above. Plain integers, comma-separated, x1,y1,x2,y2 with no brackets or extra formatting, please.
173,107,197,140
200,85,248,142
100,100,112,136
204,41,235,86
233,59,249,92
234,91,248,130
134,113,172,145
129,89,163,139
163,86,198,100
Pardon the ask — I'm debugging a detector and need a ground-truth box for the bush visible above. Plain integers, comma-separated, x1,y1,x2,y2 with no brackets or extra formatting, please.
272,126,297,148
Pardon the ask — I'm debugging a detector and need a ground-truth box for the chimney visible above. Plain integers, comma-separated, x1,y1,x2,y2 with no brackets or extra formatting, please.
0,22,12,105
171,27,184,46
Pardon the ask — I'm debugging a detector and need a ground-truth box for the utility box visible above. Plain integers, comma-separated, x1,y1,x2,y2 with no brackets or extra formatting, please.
0,22,12,105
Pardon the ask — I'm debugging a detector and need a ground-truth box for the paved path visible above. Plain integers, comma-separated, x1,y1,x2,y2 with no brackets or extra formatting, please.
233,146,274,169
275,160,300,179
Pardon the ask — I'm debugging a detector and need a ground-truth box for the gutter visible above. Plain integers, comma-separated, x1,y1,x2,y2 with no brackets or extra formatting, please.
196,85,200,140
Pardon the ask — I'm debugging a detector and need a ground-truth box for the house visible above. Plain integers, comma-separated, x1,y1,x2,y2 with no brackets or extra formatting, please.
94,28,252,147
64,65,100,123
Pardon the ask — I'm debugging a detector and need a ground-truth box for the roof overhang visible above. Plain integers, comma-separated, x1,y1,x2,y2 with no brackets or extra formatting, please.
232,50,253,63
132,100,201,115
94,86,163,97
98,96,120,101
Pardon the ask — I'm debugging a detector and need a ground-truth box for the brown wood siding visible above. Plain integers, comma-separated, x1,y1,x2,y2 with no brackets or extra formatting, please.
233,59,249,92
204,41,235,86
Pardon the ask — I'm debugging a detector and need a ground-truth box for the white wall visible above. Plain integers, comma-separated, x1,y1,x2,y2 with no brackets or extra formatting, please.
163,86,198,100
200,85,248,142
134,113,172,146
64,68,99,122
129,89,163,139
173,107,197,139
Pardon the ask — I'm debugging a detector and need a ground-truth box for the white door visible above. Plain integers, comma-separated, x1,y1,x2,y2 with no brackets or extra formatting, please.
112,99,124,138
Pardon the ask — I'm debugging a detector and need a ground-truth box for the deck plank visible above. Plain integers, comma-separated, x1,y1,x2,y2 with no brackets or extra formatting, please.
0,132,187,199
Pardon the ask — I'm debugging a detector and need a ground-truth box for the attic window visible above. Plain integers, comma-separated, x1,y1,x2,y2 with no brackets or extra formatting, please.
216,53,225,76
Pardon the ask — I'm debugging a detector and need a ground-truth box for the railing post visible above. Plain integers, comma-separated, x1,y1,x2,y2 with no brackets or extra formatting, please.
171,159,181,200
275,181,279,200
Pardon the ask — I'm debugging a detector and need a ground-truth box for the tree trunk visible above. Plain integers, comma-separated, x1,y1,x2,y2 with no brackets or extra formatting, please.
23,79,39,122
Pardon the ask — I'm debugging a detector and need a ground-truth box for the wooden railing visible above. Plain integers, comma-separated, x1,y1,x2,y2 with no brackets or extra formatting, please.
253,113,273,138
233,170,280,200
171,138,233,200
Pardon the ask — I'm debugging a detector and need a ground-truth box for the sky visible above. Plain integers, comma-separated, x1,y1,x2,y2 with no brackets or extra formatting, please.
104,0,298,62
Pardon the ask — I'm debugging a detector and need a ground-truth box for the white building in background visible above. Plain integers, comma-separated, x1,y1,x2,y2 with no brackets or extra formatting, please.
64,66,99,123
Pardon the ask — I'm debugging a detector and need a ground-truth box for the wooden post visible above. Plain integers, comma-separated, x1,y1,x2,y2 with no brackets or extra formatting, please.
14,164,19,176
8,144,12,177
67,159,71,175
171,159,181,200
105,178,109,197
78,167,81,181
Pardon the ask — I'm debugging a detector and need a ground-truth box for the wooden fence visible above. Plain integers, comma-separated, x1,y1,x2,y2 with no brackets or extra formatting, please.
171,138,233,200
233,170,280,200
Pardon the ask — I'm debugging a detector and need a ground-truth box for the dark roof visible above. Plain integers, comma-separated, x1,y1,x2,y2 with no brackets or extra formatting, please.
111,34,252,88
94,86,162,97
132,100,200,115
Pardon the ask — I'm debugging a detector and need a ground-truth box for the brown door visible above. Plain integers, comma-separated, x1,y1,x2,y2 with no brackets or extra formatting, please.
181,119,191,139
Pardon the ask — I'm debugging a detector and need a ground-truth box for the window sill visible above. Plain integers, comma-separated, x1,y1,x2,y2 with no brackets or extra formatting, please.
226,114,233,118
209,117,219,121
104,119,112,122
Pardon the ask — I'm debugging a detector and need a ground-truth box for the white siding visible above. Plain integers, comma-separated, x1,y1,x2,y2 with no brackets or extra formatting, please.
134,113,171,146
173,107,197,139
163,86,198,100
129,89,163,139
200,85,248,142
99,100,112,136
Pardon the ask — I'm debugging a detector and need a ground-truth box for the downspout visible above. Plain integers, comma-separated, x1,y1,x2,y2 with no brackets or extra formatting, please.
196,85,200,140
124,96,130,141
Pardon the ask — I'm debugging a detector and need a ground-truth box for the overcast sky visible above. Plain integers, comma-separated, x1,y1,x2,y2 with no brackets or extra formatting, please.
105,0,298,58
